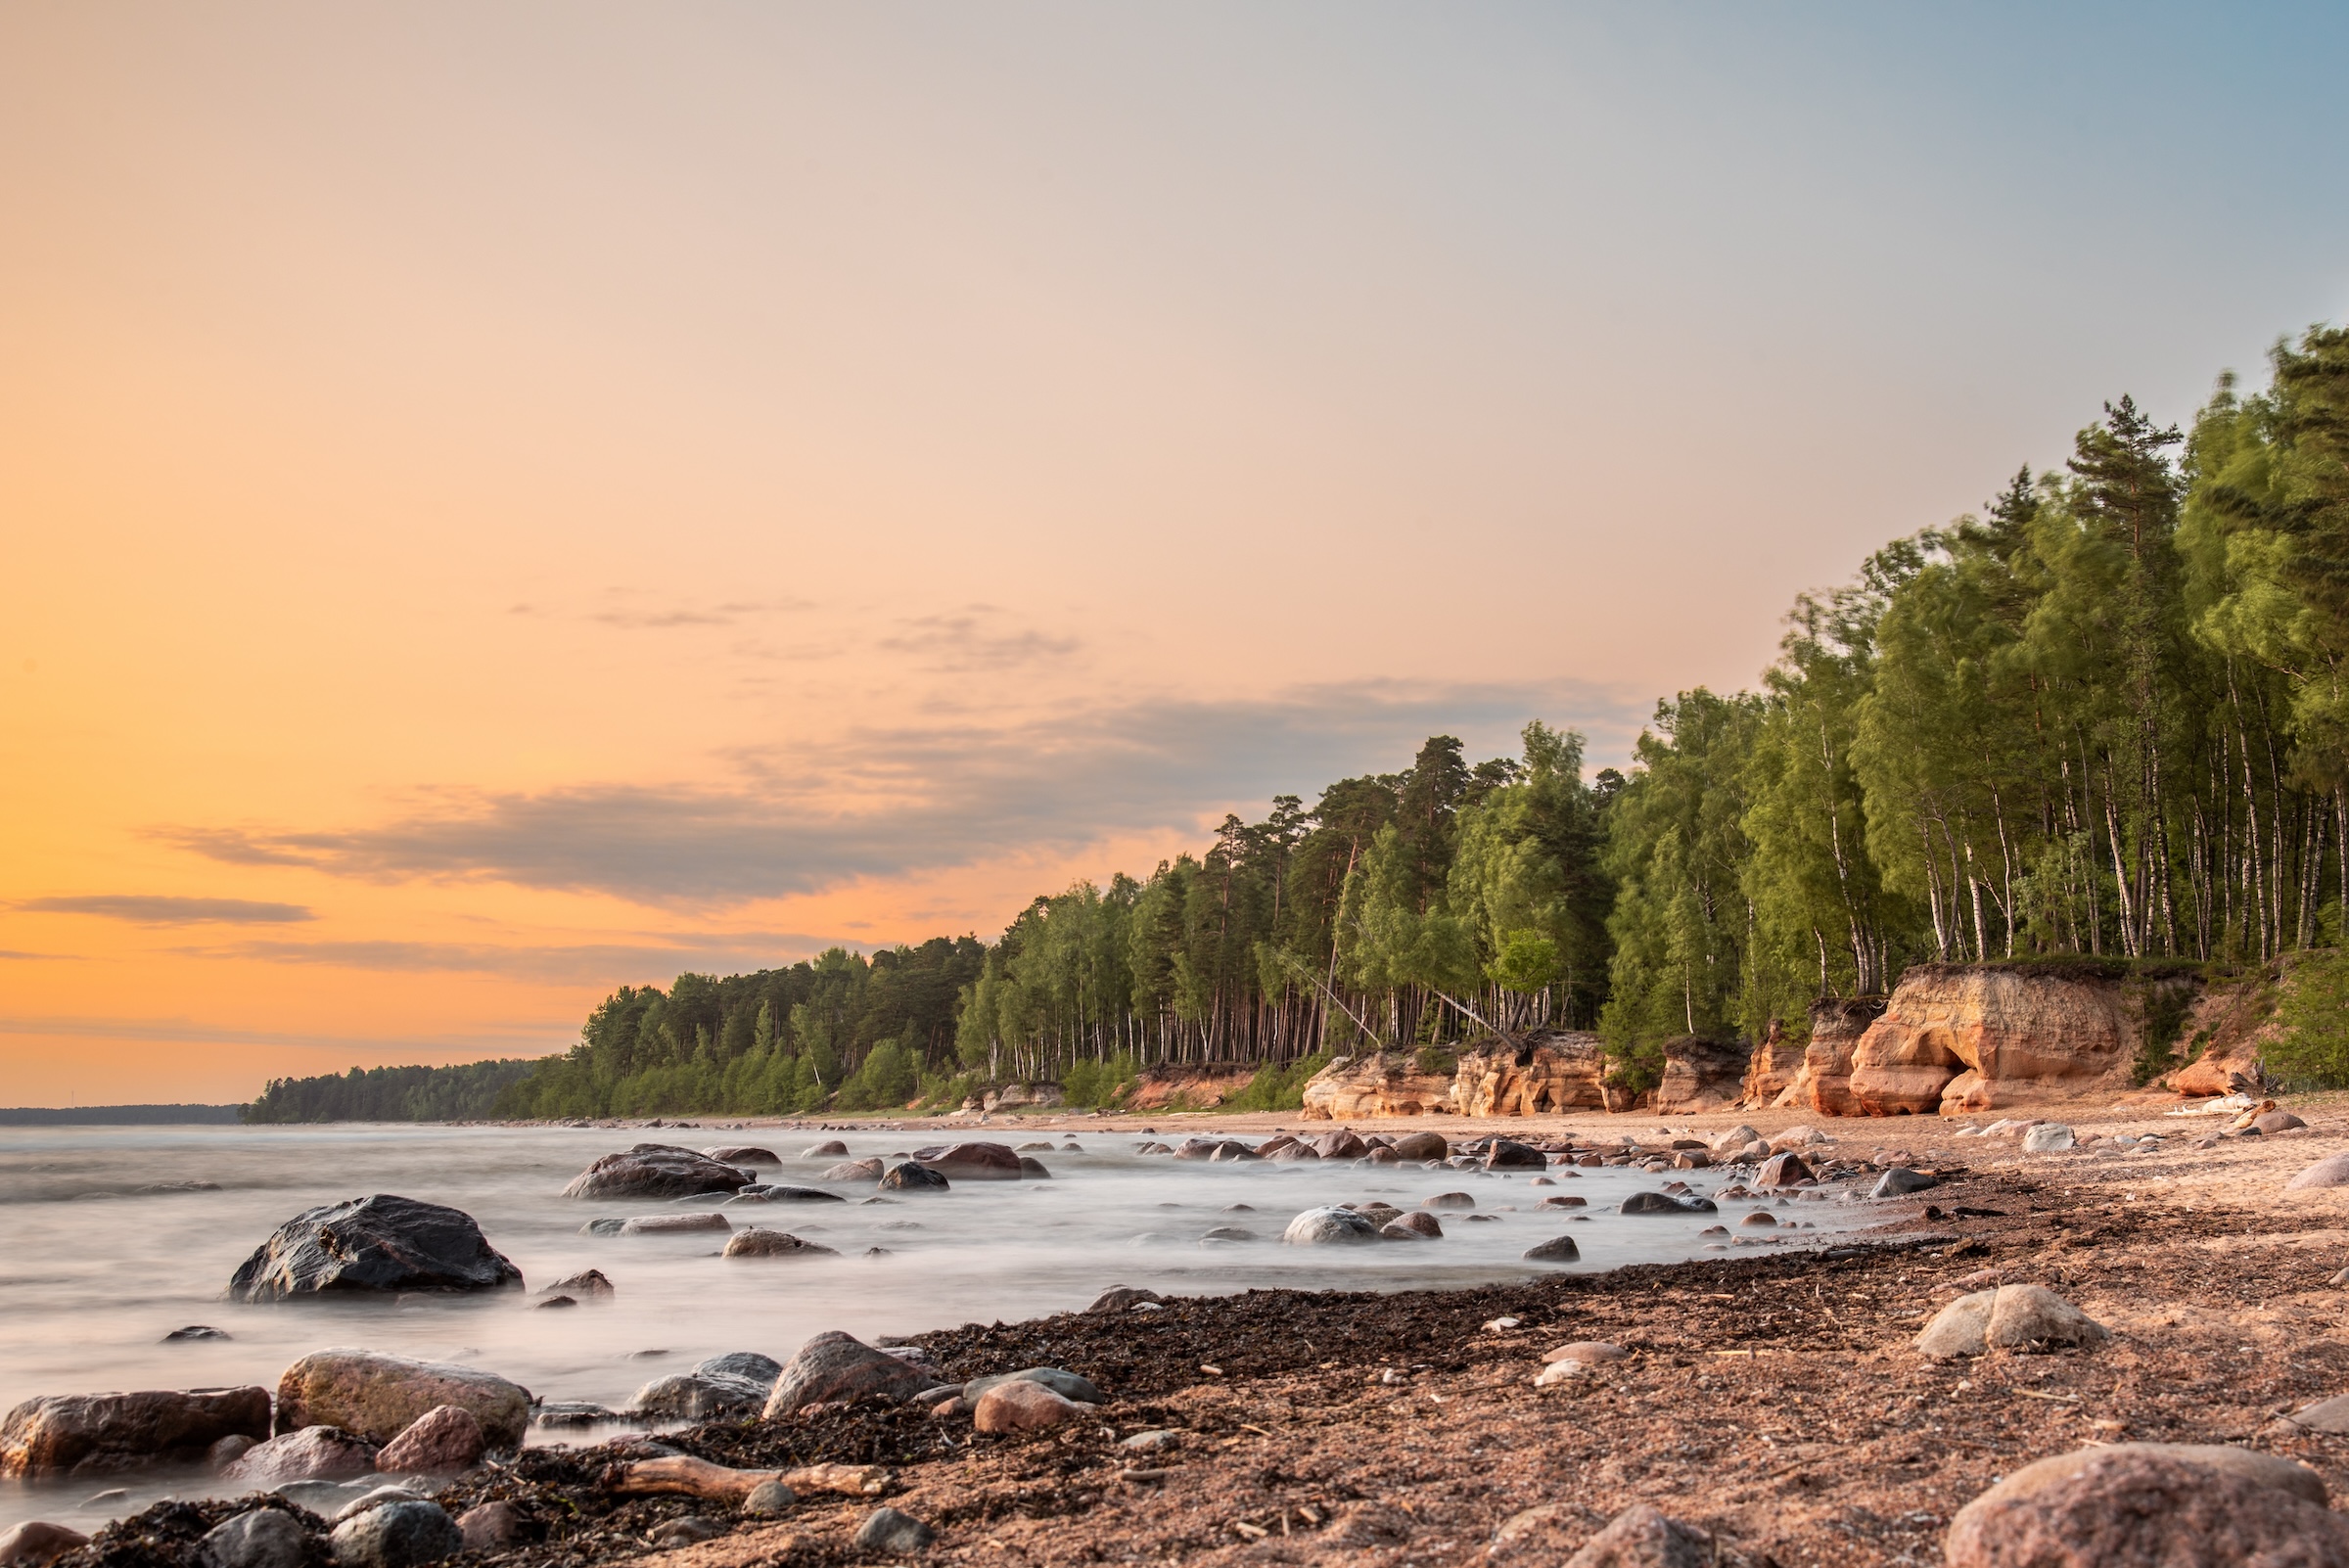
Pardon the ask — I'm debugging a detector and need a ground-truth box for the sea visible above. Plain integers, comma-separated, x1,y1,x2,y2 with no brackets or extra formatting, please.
0,1121,1838,1532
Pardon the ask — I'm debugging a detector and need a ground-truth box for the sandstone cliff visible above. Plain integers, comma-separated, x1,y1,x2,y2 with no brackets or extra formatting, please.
1297,1053,1461,1119
1451,1034,1612,1116
1782,997,1883,1115
1839,963,2201,1114
1655,1037,1750,1113
1738,1019,1806,1107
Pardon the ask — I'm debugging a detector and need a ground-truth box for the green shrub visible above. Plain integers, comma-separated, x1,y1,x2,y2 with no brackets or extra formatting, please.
2130,984,2195,1086
2269,950,2349,1089
835,1038,921,1111
1219,1053,1333,1114
1062,1054,1139,1110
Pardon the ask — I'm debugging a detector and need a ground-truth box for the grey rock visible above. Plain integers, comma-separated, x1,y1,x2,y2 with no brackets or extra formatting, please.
739,1481,796,1518
1086,1286,1164,1313
1120,1429,1179,1452
702,1146,780,1167
879,1162,950,1193
219,1426,379,1485
800,1141,850,1159
164,1325,231,1342
721,1227,839,1259
694,1353,782,1390
962,1367,1102,1406
226,1195,522,1302
630,1371,770,1420
853,1507,934,1553
198,1509,308,1568
2287,1152,2349,1191
2022,1123,2076,1153
725,1185,847,1206
1199,1226,1257,1242
1280,1206,1382,1245
1482,1139,1547,1171
328,1500,461,1568
823,1159,885,1182
645,1517,722,1549
1523,1236,1582,1263
1871,1168,1938,1197
1422,1192,1477,1210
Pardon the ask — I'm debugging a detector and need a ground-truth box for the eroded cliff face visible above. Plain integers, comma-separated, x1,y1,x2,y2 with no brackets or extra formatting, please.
1739,1020,1806,1108
1298,1053,1461,1119
1452,1034,1612,1116
1656,1037,1750,1113
1848,966,2129,1115
1300,1032,1752,1118
1782,998,1883,1115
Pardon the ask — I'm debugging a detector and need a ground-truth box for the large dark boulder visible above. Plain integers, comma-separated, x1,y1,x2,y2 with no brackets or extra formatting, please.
760,1332,944,1417
0,1387,270,1478
880,1161,950,1192
227,1195,522,1301
1482,1138,1548,1171
909,1142,1024,1180
562,1144,751,1200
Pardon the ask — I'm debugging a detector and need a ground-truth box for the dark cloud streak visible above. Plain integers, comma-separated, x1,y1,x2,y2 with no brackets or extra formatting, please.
158,681,1648,906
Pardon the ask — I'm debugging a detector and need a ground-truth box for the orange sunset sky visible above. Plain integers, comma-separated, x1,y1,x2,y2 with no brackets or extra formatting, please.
7,5,2349,1104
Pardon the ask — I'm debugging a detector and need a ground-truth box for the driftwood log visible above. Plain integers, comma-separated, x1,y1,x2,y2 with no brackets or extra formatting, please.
607,1453,888,1501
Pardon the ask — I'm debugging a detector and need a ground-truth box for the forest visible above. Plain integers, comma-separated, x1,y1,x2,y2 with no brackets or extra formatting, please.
248,323,2349,1120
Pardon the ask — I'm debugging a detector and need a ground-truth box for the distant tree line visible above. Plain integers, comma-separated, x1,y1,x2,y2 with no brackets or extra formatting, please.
249,323,2349,1120
241,1060,543,1123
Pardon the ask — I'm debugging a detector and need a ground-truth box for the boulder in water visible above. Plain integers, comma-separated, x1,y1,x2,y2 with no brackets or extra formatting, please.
226,1195,522,1301
879,1162,950,1193
801,1141,850,1159
1621,1191,1718,1215
561,1145,751,1200
1389,1130,1450,1162
276,1349,530,1447
617,1212,729,1234
910,1142,1024,1180
723,1227,840,1259
824,1159,885,1182
726,1185,848,1206
375,1407,484,1475
702,1146,780,1167
1483,1139,1548,1171
0,1386,270,1478
1281,1207,1382,1245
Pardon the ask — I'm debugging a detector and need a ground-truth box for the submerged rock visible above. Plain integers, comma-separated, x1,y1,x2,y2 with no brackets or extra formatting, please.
226,1195,523,1301
723,1227,840,1259
1282,1207,1382,1245
880,1162,950,1192
561,1145,751,1200
911,1142,1025,1180
1523,1236,1582,1263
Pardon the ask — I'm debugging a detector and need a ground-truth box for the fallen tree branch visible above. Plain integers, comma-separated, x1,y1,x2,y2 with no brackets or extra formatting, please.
606,1454,889,1502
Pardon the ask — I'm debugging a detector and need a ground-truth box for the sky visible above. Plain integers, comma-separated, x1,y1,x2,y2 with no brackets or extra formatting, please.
5,3,2349,1105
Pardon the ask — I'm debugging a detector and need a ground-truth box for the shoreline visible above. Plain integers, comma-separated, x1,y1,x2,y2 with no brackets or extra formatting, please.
45,1097,2349,1566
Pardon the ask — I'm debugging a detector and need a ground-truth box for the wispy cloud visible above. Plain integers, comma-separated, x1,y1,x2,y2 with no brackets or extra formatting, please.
0,1013,566,1054
878,606,1082,671
156,680,1648,907
196,933,857,984
19,896,315,925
